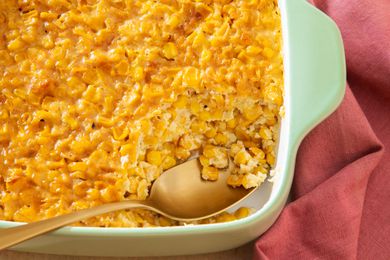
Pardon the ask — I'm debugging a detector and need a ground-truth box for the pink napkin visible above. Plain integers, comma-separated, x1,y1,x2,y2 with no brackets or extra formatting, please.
254,0,390,259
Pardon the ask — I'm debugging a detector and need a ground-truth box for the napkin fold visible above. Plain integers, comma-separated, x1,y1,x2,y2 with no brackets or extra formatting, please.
254,0,390,259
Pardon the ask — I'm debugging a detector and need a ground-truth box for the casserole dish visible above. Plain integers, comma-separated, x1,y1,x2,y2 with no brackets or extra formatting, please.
0,0,345,256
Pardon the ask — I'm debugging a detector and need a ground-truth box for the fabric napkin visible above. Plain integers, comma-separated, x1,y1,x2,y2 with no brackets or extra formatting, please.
254,0,390,259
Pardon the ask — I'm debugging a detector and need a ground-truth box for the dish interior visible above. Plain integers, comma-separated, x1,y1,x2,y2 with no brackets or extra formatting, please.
0,0,284,227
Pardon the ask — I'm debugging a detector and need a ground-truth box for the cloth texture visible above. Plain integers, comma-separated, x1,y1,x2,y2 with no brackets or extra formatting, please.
254,0,390,259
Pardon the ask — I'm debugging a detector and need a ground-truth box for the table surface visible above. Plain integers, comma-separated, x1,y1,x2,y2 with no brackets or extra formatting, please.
0,242,254,260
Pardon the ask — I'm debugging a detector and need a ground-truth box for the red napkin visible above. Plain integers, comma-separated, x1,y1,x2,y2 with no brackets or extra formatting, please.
254,0,390,259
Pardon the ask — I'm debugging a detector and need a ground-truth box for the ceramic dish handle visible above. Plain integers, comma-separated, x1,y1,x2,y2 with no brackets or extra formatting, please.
284,0,346,141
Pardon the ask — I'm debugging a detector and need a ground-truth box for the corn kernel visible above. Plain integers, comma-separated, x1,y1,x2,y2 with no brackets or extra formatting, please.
162,155,176,170
199,155,210,167
259,126,272,140
227,118,237,129
162,42,178,59
167,14,180,28
96,116,114,127
82,70,98,84
234,207,250,219
40,12,57,20
190,102,201,114
234,127,250,140
113,127,129,141
116,60,129,76
120,144,136,156
41,35,54,49
69,170,86,180
246,46,262,56
183,67,200,88
216,212,236,223
234,150,251,165
205,128,217,138
263,86,283,106
7,38,24,51
201,49,212,64
74,181,88,197
214,133,228,145
199,110,211,121
14,206,37,222
243,106,262,122
226,175,242,187
201,166,219,181
174,95,188,108
262,47,274,58
191,120,207,133
256,165,268,174
249,147,266,159
175,147,191,160
203,145,216,158
132,66,144,81
193,30,207,49
100,186,118,203
146,150,162,166
87,188,100,200
33,110,54,123
68,162,88,172
266,153,275,165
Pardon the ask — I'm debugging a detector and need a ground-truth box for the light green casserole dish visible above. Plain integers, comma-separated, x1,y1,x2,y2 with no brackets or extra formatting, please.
0,0,346,256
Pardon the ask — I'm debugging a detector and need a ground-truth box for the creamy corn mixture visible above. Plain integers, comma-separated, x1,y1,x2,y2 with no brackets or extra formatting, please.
0,0,283,227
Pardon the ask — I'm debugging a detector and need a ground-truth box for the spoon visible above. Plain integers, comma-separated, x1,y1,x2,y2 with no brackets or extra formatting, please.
0,158,255,250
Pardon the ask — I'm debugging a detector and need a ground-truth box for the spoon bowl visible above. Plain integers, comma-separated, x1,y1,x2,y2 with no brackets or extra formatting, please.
0,158,255,250
149,159,255,220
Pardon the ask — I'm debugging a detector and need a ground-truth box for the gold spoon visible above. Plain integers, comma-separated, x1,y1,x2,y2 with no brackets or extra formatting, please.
0,158,255,250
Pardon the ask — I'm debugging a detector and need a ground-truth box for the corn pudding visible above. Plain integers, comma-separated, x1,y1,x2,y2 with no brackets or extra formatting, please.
0,0,283,227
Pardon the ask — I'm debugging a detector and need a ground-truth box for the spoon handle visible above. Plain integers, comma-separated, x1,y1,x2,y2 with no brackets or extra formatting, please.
0,200,153,251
